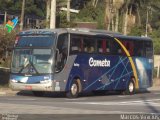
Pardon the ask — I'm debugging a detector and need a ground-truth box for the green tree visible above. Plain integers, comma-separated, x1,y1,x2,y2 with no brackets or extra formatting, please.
0,30,16,67
150,29,160,55
0,0,46,17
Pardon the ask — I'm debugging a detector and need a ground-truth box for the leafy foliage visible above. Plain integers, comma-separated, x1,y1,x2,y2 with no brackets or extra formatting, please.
74,1,105,29
150,29,160,54
129,26,144,36
0,29,16,67
0,0,46,17
25,0,45,17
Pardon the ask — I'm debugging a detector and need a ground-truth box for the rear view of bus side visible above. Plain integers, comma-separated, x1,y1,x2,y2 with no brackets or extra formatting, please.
10,28,153,98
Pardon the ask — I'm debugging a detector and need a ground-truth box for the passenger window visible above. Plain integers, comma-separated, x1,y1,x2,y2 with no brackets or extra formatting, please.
83,37,95,53
111,40,123,55
70,37,81,54
134,41,144,56
144,41,153,58
122,41,134,56
97,39,110,54
97,40,103,53
106,40,110,54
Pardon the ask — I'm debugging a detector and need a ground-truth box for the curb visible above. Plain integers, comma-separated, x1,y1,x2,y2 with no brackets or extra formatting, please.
0,88,18,96
0,87,159,96
0,91,6,95
147,86,160,91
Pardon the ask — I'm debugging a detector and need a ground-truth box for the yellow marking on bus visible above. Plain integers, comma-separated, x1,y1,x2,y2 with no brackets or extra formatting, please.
114,38,139,89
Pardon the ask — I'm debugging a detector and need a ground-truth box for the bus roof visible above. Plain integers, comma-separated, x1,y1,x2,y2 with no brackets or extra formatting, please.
19,28,67,36
19,28,121,36
113,34,152,41
19,28,152,41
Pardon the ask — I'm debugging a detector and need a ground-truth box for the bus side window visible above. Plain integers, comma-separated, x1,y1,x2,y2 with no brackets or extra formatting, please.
129,42,134,56
97,40,103,53
55,34,68,72
144,41,153,58
122,41,133,56
70,36,82,54
71,39,78,53
83,37,95,53
134,41,144,57
111,40,122,55
106,40,110,54
98,39,110,54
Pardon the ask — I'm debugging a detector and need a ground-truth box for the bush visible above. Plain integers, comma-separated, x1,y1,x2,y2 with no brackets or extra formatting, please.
129,26,144,36
0,29,16,67
0,68,10,85
150,29,160,55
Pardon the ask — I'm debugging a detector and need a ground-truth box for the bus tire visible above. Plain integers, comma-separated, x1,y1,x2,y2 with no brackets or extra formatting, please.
32,91,45,97
125,79,135,95
66,80,79,98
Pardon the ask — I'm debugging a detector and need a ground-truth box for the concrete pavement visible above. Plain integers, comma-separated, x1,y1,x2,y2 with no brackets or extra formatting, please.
0,85,159,96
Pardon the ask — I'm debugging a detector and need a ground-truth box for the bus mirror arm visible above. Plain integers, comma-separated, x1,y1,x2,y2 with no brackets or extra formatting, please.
55,49,60,73
56,49,59,55
55,49,60,62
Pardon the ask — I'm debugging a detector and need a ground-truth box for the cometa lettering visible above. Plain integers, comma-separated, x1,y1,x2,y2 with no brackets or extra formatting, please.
89,57,110,67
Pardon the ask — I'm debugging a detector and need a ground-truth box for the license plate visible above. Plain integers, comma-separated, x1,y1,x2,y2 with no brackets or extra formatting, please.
25,86,32,90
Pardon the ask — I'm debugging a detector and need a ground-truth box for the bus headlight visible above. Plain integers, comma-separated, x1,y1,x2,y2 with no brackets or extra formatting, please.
11,79,18,83
40,80,52,84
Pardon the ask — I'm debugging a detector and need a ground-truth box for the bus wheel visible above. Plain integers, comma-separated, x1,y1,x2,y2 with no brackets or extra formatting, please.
66,81,79,98
125,80,135,95
32,91,45,97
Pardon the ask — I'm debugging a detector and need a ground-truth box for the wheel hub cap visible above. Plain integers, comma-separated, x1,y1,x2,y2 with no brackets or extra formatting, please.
71,83,78,95
129,82,134,93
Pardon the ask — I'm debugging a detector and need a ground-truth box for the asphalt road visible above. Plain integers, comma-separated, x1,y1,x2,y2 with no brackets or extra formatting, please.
0,90,160,120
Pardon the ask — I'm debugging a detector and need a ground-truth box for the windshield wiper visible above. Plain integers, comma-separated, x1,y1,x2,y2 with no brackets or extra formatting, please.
29,60,39,74
19,60,39,74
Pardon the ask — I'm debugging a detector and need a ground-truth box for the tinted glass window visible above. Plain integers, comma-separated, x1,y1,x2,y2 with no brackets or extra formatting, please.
111,40,123,55
144,41,153,58
133,41,145,56
119,41,134,56
16,36,54,47
70,34,114,55
70,36,82,54
97,39,111,54
83,37,96,53
55,34,68,72
97,40,103,53
70,35,96,54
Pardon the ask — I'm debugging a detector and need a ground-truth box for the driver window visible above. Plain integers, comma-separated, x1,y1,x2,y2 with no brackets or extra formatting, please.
55,34,68,72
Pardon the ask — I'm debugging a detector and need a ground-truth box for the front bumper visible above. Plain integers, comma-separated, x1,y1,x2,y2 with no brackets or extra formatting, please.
9,81,54,92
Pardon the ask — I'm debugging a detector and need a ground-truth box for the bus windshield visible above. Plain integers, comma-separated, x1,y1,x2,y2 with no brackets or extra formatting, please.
11,49,53,74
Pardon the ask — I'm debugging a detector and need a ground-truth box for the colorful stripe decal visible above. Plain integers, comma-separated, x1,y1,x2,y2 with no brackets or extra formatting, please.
114,38,139,89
